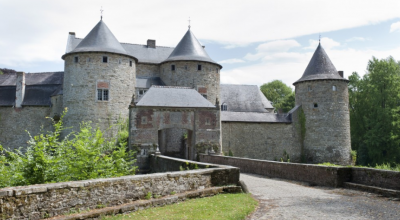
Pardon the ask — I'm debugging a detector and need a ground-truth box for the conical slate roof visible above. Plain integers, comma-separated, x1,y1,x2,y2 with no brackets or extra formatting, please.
162,29,221,67
62,20,136,60
293,43,346,85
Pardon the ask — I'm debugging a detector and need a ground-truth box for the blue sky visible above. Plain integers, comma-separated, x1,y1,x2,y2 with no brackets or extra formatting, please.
2,0,400,88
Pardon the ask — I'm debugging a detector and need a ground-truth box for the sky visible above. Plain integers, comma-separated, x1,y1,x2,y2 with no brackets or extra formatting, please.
2,0,400,88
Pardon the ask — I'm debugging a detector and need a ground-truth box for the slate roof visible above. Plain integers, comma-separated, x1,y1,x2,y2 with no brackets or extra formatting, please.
136,86,215,108
136,77,165,88
220,84,274,113
0,72,63,107
62,20,137,61
221,111,291,123
0,86,16,106
162,29,221,67
294,43,347,85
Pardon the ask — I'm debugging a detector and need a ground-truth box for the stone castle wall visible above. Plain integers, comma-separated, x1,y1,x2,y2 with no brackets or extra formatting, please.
295,80,351,165
221,121,302,162
159,128,187,159
62,53,136,137
136,63,160,78
160,61,220,105
0,107,52,150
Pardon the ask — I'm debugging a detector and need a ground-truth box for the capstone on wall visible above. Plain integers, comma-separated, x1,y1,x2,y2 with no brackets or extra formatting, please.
221,121,302,162
295,80,351,165
62,53,136,137
160,61,220,105
0,107,52,150
136,63,160,78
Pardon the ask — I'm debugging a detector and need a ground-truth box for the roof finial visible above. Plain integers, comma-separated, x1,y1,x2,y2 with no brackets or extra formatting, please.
188,17,191,29
319,33,321,44
100,6,103,20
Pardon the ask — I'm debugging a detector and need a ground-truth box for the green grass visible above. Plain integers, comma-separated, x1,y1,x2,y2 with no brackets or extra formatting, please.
104,193,258,220
318,162,400,172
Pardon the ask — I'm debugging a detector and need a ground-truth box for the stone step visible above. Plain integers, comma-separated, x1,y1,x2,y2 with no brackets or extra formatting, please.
343,182,400,198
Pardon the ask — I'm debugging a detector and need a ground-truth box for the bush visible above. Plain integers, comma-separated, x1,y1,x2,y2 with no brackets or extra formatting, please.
0,109,137,188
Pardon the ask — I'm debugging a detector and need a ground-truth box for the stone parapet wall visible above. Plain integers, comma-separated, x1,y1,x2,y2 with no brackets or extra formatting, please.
0,107,52,150
136,63,160,78
199,154,351,187
350,167,400,190
0,155,239,219
221,122,301,162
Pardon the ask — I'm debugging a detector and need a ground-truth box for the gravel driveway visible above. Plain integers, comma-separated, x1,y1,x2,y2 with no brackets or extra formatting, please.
241,173,400,220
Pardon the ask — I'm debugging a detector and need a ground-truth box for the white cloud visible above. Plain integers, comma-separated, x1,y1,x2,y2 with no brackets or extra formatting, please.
304,37,340,50
244,40,301,61
346,37,366,42
219,58,245,64
390,21,400,32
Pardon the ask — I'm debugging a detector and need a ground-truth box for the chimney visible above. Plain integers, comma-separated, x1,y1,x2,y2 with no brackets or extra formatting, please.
69,32,75,35
147,39,156,48
202,46,205,48
338,71,344,78
15,71,25,108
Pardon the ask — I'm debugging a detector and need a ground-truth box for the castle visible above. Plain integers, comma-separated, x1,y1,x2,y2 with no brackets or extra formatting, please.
0,19,351,169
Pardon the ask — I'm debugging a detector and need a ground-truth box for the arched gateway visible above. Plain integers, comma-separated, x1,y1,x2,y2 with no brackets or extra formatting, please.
129,86,222,172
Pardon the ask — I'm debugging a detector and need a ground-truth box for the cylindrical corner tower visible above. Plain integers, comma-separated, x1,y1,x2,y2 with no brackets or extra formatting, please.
160,29,222,104
293,43,351,165
62,20,137,136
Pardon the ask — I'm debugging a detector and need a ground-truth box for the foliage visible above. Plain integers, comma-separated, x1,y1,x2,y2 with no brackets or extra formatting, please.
351,150,357,164
228,149,234,157
145,192,152,200
319,162,400,172
0,109,137,188
280,150,290,162
318,162,342,167
260,80,294,113
275,92,295,113
179,162,199,171
104,193,258,220
0,68,17,74
349,57,400,166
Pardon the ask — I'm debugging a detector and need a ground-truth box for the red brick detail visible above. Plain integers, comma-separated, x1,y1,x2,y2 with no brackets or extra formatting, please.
136,109,154,129
198,111,217,129
198,87,207,94
97,81,109,89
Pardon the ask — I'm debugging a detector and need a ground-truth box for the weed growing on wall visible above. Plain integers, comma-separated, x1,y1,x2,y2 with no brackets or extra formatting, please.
0,109,137,188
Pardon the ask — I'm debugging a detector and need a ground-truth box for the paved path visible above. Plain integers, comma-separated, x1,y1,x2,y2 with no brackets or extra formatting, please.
241,173,400,220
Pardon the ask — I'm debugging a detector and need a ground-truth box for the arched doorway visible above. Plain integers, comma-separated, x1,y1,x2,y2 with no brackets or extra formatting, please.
158,128,193,160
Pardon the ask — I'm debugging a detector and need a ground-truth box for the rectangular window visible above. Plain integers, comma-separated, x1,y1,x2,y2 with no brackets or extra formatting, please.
332,85,337,91
87,57,91,63
138,89,147,97
171,64,176,71
97,89,109,101
74,56,79,63
197,64,202,71
118,59,121,64
130,60,132,67
184,65,188,70
103,56,108,63
216,68,219,73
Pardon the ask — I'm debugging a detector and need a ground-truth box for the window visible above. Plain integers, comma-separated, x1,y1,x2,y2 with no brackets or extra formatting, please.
141,116,147,124
103,56,108,63
202,94,207,99
205,118,211,125
308,86,312,91
138,89,147,97
184,65,188,70
87,57,91,63
332,85,337,91
314,103,318,108
221,103,228,111
197,64,202,71
216,68,219,73
97,89,109,101
74,56,79,63
171,64,176,71
129,60,132,67
118,59,121,64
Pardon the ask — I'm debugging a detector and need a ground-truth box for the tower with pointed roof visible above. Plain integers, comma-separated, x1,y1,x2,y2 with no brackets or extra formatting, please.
293,43,351,165
160,28,222,105
62,20,138,135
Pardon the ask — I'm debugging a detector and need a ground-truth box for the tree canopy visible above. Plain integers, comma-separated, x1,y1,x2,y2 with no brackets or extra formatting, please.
260,80,294,113
349,56,400,166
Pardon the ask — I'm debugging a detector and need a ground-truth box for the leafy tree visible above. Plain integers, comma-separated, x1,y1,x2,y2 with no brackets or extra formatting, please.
0,109,137,187
260,80,294,113
0,68,17,74
349,57,400,166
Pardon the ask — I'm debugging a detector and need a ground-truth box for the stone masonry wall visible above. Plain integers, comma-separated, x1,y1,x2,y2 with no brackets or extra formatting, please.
62,53,136,137
0,155,239,219
159,128,186,159
160,61,220,105
295,80,351,165
221,121,302,162
0,107,52,151
136,63,160,78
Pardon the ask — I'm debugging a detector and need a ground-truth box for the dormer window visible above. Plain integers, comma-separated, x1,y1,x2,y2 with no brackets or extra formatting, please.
171,64,176,71
74,56,79,63
103,56,108,63
221,103,228,111
197,65,202,71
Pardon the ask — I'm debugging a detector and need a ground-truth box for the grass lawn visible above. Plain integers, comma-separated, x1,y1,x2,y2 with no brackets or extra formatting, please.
104,193,258,220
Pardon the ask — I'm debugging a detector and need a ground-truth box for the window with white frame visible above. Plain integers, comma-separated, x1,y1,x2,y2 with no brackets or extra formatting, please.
138,89,148,98
97,81,109,101
221,103,228,111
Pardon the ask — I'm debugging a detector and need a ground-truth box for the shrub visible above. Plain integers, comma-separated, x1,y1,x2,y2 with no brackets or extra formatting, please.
0,109,137,188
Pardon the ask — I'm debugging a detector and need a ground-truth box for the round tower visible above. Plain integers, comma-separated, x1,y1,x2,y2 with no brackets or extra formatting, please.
62,20,137,136
160,28,222,104
293,43,351,165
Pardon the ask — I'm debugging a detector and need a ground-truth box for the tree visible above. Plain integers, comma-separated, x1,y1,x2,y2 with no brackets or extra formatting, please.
260,80,293,113
349,57,400,166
